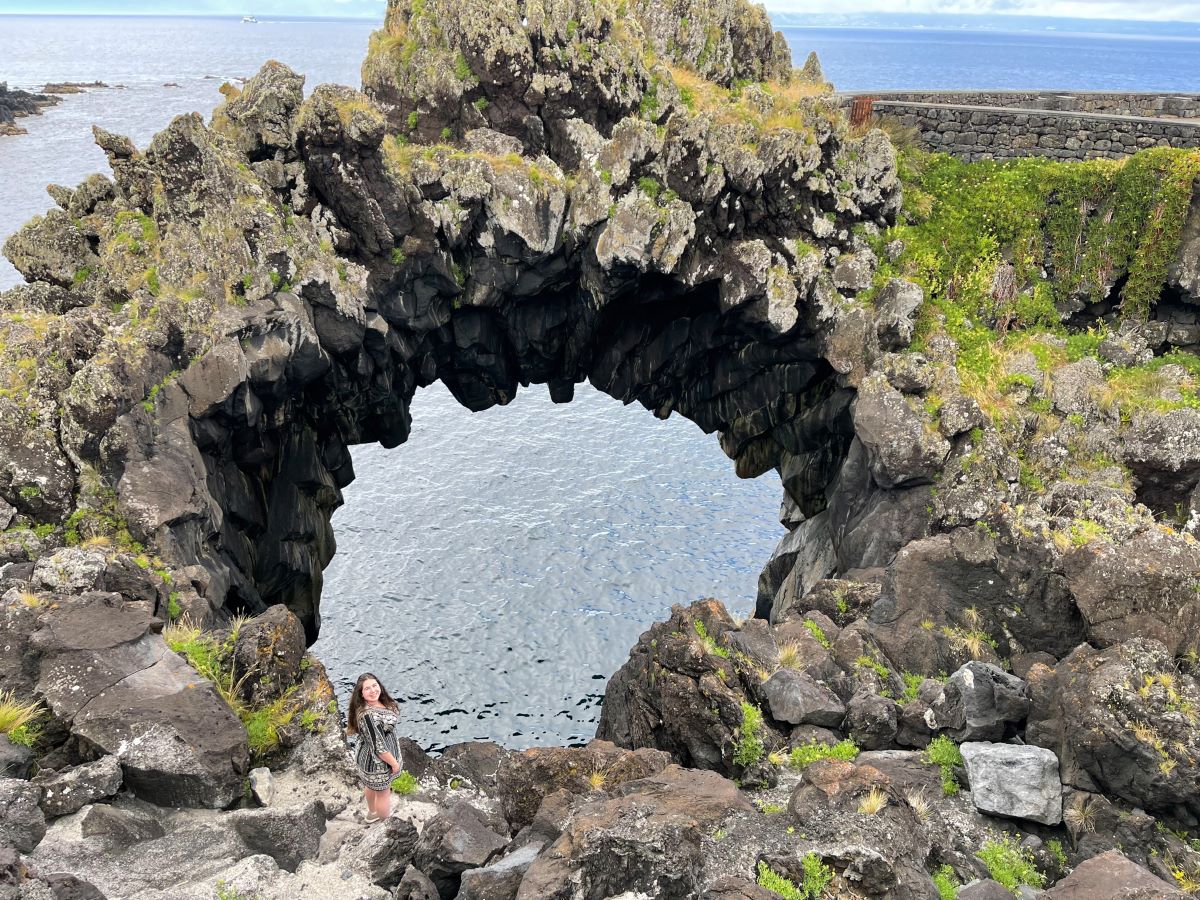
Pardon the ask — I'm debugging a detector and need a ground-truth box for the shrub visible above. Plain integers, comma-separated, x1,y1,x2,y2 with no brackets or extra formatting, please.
802,618,831,649
636,176,661,199
924,734,963,796
857,786,888,815
788,738,859,769
977,835,1046,892
931,864,959,900
901,672,924,703
693,619,729,658
0,691,43,745
391,770,418,795
733,701,764,767
755,855,833,900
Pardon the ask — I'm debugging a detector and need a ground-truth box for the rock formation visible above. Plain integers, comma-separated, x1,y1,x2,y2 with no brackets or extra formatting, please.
2,0,1200,894
0,83,61,136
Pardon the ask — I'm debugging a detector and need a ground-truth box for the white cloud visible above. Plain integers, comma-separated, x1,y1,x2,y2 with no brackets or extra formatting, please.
765,0,1200,21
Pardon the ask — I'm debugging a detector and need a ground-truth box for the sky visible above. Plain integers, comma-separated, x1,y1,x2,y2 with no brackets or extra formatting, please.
0,0,1198,25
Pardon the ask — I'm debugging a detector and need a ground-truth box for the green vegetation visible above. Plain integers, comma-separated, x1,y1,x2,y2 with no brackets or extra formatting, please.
755,855,833,900
873,146,1200,429
636,175,661,199
0,690,43,747
855,654,889,680
390,247,407,266
164,619,299,760
300,707,321,732
924,735,963,796
733,701,765,767
901,672,924,703
390,770,418,795
931,864,959,900
802,618,831,649
693,619,730,658
1046,839,1068,871
977,835,1047,893
788,737,860,769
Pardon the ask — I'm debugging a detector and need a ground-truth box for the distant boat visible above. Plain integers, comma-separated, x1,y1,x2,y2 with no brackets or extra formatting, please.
242,15,258,23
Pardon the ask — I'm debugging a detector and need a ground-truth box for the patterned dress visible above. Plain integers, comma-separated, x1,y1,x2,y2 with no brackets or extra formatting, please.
355,706,403,791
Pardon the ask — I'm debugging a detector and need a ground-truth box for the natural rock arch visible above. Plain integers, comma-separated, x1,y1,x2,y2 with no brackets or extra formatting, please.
4,0,1200,814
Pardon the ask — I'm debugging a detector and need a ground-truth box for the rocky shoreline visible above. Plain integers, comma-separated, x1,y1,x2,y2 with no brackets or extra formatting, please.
1,0,1200,896
0,82,108,136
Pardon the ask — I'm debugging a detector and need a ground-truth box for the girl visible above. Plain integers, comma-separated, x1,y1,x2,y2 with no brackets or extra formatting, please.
346,672,404,822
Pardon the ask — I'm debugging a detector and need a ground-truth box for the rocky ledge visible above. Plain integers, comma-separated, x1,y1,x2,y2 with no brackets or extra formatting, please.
0,83,61,136
1,0,1200,895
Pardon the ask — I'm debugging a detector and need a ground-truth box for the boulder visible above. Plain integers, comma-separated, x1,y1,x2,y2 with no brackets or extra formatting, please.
80,803,166,848
431,741,511,794
1043,850,1186,899
226,800,327,872
496,740,671,830
959,881,1019,900
394,864,440,900
516,766,752,899
0,776,45,852
597,600,764,775
699,876,780,899
32,593,248,808
1027,639,1200,816
845,690,899,750
345,816,419,889
33,755,123,817
456,840,543,900
0,734,34,780
788,758,890,819
229,604,307,705
1061,526,1200,658
249,766,274,806
852,372,950,489
928,662,1030,742
960,742,1062,825
412,802,508,898
760,669,845,728
832,249,877,293
875,278,924,350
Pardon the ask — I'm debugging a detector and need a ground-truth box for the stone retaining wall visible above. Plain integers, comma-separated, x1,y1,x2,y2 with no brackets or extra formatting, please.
850,91,1200,119
868,100,1200,162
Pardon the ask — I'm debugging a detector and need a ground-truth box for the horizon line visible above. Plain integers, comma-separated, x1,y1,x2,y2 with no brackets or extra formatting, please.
0,9,1197,26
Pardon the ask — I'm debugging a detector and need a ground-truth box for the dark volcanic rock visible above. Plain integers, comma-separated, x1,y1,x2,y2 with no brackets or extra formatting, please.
0,735,34,780
31,593,248,808
1043,850,1186,899
0,777,46,852
412,802,508,897
516,766,752,900
1027,639,1200,815
927,661,1030,742
597,600,769,775
496,740,671,830
0,81,61,135
345,816,420,889
33,755,122,817
226,800,327,871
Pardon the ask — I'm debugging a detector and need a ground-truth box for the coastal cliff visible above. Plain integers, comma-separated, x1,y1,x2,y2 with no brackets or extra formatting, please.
1,0,1200,896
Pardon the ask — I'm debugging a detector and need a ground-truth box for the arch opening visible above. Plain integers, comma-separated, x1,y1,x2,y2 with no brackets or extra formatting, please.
311,380,783,749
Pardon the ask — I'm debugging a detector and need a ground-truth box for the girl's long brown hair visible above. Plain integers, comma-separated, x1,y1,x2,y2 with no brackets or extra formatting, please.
345,672,399,735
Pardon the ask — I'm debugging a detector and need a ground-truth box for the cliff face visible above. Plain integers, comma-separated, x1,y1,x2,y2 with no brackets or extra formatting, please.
1,1,1200,888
